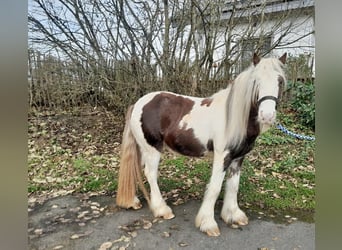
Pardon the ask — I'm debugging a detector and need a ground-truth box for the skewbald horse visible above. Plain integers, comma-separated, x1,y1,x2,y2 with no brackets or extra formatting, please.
116,53,287,236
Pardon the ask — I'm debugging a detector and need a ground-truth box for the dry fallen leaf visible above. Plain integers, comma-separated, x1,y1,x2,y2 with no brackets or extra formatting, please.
34,229,43,235
70,230,93,239
70,234,79,240
128,231,137,238
98,241,112,250
142,219,152,230
161,231,171,238
112,235,131,243
273,193,281,199
172,198,184,206
77,210,89,218
91,202,100,207
53,245,64,249
169,224,180,231
178,242,189,247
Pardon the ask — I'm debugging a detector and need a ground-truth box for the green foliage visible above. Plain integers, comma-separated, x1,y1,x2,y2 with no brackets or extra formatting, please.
73,158,91,172
257,129,295,145
289,82,315,130
28,184,47,193
239,110,315,211
164,156,186,172
190,161,211,180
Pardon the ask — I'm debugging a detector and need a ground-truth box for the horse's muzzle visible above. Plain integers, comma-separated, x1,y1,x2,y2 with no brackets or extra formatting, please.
258,110,276,125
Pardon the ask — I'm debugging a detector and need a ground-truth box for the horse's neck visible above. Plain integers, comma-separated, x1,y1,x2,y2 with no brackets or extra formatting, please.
212,87,230,99
225,74,257,148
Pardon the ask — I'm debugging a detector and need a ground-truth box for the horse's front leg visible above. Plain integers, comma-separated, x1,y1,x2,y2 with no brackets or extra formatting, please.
195,150,227,236
221,157,248,226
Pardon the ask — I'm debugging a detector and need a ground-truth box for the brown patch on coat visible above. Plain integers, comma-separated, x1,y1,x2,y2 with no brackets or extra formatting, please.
141,92,206,157
207,139,214,151
224,102,260,171
201,98,213,107
226,157,244,178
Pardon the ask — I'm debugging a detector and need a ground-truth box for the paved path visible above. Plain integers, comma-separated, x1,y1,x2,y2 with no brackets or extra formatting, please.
28,195,314,250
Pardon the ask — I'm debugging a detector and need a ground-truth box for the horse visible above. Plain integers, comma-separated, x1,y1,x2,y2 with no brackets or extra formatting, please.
116,53,287,236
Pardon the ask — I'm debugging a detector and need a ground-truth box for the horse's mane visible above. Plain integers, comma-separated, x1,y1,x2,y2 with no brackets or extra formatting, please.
225,58,286,148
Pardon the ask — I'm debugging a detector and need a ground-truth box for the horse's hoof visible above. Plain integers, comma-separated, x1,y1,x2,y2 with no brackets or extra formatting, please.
162,212,175,220
195,215,220,237
236,217,248,226
132,202,142,210
221,208,249,226
205,227,221,237
152,204,174,219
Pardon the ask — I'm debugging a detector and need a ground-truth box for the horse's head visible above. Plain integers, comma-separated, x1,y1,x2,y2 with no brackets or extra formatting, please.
252,53,287,130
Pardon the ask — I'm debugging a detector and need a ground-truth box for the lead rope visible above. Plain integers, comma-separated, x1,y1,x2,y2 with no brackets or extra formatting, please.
276,123,315,141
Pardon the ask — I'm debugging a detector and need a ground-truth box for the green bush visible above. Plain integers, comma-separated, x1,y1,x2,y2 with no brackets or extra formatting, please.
289,82,315,130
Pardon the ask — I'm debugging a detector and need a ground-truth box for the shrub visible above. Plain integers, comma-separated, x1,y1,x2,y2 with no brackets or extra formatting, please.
289,81,315,130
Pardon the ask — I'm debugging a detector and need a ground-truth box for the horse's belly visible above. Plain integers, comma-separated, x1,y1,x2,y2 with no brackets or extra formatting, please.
164,129,208,157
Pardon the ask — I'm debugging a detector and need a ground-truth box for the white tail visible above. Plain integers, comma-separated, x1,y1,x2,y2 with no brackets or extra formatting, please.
116,105,150,209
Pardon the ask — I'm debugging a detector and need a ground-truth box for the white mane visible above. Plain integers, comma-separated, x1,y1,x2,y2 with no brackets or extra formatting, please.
225,57,286,148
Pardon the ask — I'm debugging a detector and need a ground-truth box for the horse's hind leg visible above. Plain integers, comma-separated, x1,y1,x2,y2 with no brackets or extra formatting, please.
221,158,248,226
142,148,175,220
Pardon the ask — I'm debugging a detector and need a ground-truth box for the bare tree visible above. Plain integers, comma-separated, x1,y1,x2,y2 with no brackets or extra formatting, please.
28,0,314,109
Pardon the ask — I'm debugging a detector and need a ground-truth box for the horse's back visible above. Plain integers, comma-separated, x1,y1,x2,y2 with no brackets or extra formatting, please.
130,91,214,157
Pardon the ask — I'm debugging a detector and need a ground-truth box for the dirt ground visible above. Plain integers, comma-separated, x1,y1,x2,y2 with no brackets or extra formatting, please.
28,194,315,250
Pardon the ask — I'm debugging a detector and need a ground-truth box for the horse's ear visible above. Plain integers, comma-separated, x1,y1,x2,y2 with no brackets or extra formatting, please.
253,53,260,66
279,53,287,64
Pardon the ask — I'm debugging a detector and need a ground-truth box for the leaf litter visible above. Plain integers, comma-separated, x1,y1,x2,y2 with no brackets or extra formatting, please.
28,106,315,217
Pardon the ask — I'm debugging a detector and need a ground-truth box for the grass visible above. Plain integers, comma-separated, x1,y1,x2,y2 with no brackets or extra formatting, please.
241,125,314,211
157,121,315,212
28,154,119,194
28,108,315,216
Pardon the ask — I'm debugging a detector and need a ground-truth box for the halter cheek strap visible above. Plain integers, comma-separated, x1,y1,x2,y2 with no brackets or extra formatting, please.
257,95,278,107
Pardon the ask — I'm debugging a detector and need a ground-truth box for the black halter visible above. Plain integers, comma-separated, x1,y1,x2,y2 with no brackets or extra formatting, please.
257,95,278,107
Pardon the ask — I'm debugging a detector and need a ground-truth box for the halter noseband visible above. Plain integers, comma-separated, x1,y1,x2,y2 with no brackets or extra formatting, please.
257,95,278,107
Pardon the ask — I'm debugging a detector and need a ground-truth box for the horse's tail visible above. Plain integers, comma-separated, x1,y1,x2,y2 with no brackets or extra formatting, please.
116,105,150,209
